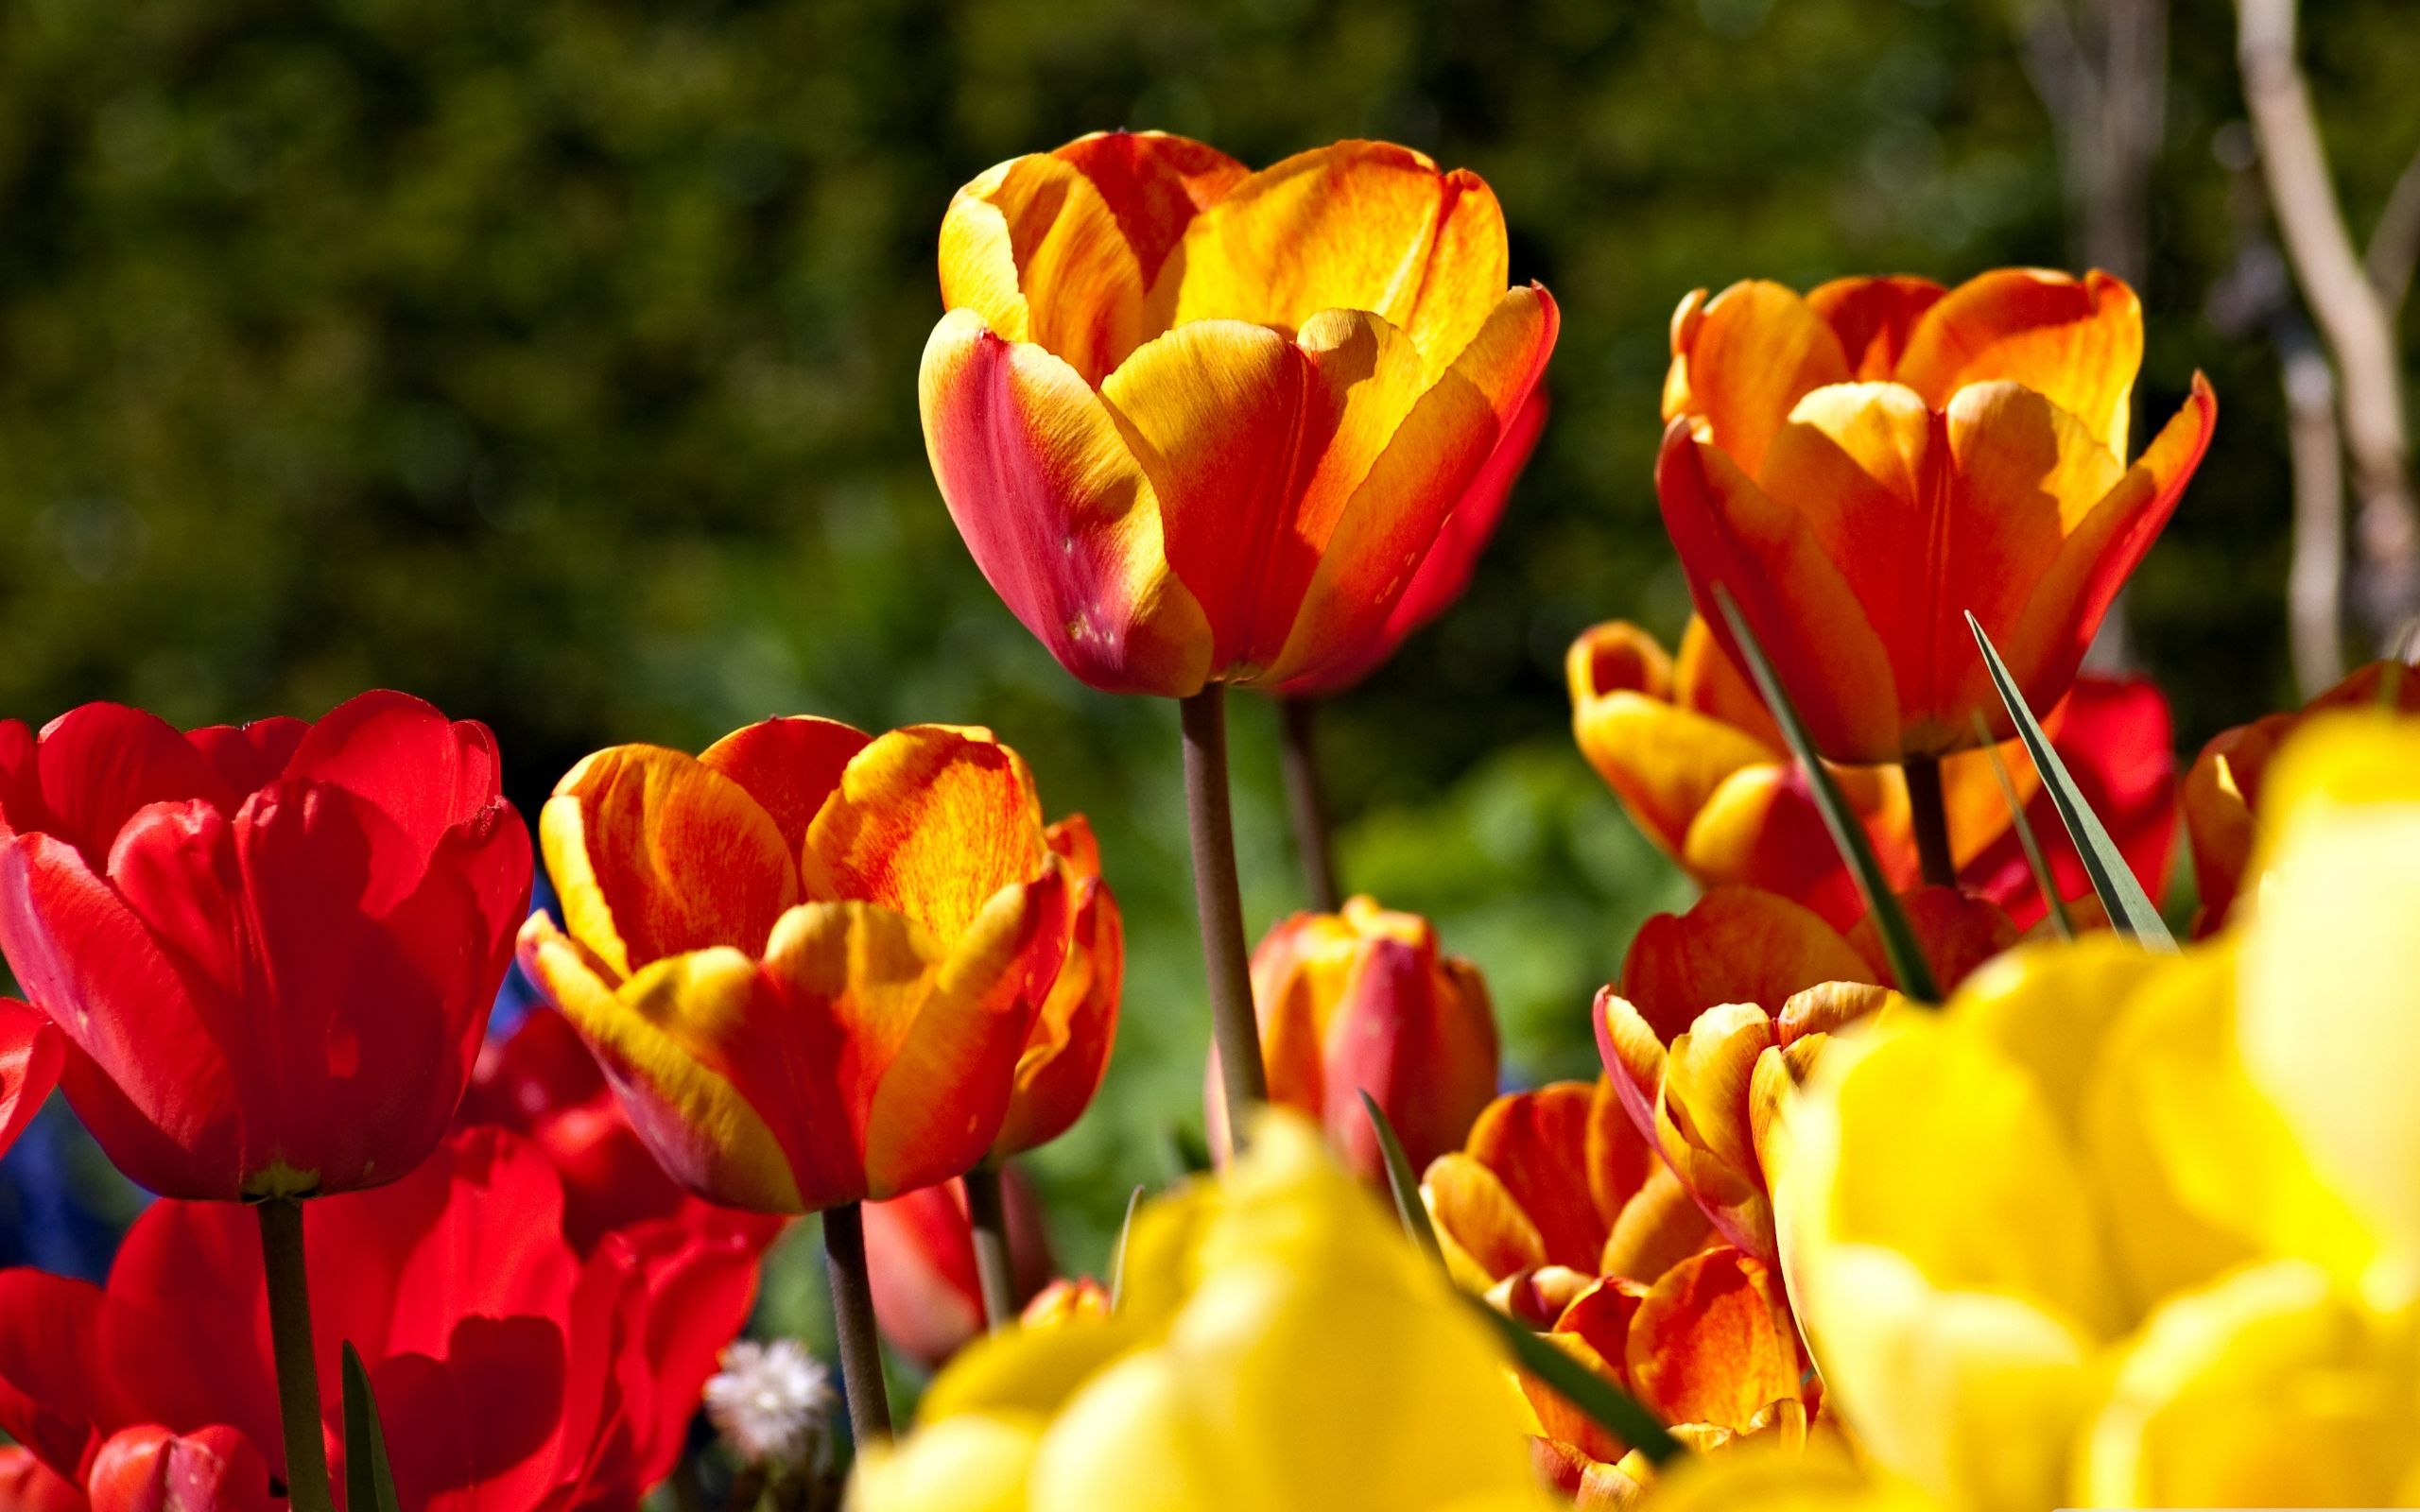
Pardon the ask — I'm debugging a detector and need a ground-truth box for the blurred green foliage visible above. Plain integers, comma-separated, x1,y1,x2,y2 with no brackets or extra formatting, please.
4,0,2418,1357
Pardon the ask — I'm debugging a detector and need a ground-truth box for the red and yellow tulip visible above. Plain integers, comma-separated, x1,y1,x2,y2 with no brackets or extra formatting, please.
1656,269,2214,763
1568,618,2176,931
920,131,1558,696
1207,896,1498,1184
519,718,1117,1213
2182,657,2419,934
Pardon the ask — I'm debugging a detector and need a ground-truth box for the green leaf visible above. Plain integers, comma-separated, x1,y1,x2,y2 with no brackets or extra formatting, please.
1110,1183,1145,1312
1469,1298,1685,1467
1712,588,1939,1002
1965,613,2175,949
341,1342,402,1512
1359,1091,1443,1267
1971,713,2075,940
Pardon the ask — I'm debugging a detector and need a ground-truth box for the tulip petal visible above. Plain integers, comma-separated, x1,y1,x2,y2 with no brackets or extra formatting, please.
184,718,309,799
920,309,1214,696
520,918,806,1213
941,153,1151,386
1618,887,1876,1042
541,745,799,978
1569,623,1778,862
0,1000,61,1164
1849,886,2018,996
1625,1247,1800,1433
1463,1084,1614,1273
802,726,1046,942
995,850,1122,1157
1054,131,1252,284
696,716,872,860
1806,275,1946,380
1894,267,2141,457
1600,1162,1715,1284
1423,1150,1548,1287
1656,421,1903,762
1665,281,1855,477
283,689,503,862
1160,141,1510,370
25,704,235,868
0,1269,107,1477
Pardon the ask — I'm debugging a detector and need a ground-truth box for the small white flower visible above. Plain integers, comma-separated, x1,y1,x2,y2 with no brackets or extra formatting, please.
704,1338,838,1467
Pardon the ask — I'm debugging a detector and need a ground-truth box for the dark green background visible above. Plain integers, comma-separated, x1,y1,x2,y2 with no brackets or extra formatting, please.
3,0,2416,1345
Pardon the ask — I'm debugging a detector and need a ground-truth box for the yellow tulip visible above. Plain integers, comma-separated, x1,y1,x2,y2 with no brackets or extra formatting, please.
850,1114,1558,1512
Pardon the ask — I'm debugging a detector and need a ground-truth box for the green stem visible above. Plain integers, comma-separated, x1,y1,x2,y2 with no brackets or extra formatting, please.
959,1162,1019,1335
1180,687,1270,1146
1903,753,1958,889
1277,696,1342,912
257,1197,335,1512
821,1203,891,1444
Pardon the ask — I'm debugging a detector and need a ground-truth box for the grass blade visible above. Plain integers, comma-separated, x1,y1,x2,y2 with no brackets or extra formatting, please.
1965,612,2174,948
1970,713,2075,940
1470,1299,1685,1466
1712,587,1939,1002
1359,1091,1443,1268
341,1342,402,1512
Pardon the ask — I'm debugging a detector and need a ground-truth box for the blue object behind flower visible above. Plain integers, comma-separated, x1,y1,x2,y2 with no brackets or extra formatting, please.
487,868,560,1044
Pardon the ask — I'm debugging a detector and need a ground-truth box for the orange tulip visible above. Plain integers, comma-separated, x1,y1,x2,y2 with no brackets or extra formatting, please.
1567,616,2177,931
518,718,1117,1213
920,131,1558,696
1205,895,1497,1183
1420,1078,1711,1305
862,1168,1055,1369
1521,1245,1816,1497
2183,658,2420,934
1593,887,1945,1259
1657,269,2215,763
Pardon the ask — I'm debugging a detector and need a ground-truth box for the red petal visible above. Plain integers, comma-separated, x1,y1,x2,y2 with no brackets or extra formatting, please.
0,1270,109,1478
282,690,504,861
27,706,235,868
0,1001,62,1163
183,720,309,801
696,717,872,859
86,1425,276,1512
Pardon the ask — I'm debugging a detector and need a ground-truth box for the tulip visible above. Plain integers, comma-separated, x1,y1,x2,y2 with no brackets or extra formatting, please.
84,1428,276,1512
852,1114,1557,1512
1205,896,1497,1183
0,692,530,1202
0,1447,85,1512
1568,618,2176,930
1420,1078,1709,1301
1771,929,2382,1512
2182,657,2420,934
1594,887,1941,1260
1657,269,2214,765
0,1124,769,1512
0,999,61,1166
921,131,1557,699
862,1171,1056,1370
519,716,1110,1436
1019,1276,1111,1328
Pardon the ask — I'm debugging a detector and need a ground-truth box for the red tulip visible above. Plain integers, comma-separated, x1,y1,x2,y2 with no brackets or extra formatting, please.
84,1428,274,1512
0,692,531,1200
0,1124,769,1512
0,1447,87,1512
0,1000,61,1165
861,1173,1055,1369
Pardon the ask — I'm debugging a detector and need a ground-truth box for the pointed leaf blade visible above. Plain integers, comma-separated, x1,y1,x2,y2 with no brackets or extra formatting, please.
1471,1298,1686,1467
342,1342,403,1512
1359,1091,1444,1267
1971,713,2076,940
1966,612,2173,948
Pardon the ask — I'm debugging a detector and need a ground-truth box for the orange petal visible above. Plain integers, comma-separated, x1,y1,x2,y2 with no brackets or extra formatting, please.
918,309,1213,696
1672,616,1780,745
1806,274,1946,380
1568,622,1777,861
1663,281,1855,477
1601,1161,1717,1284
1593,988,1670,1123
1655,420,1902,763
1617,886,1877,1042
1895,267,2143,457
939,152,1150,386
696,716,871,859
1583,1074,1661,1233
1995,374,2218,739
1662,1004,1776,1177
1682,764,1873,929
802,725,1047,941
540,744,800,976
1849,885,2020,994
1462,1084,1611,1273
519,915,806,1212
1423,1149,1547,1286
1052,131,1250,286
994,822,1123,1157
1625,1246,1802,1432
1158,141,1511,370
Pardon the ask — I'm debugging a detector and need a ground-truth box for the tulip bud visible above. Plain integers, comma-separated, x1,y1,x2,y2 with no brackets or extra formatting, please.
85,1426,275,1512
1206,897,1497,1183
862,1170,1055,1369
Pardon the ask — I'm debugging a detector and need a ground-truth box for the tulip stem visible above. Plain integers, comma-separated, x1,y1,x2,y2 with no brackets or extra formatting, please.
960,1162,1019,1335
821,1203,892,1445
257,1197,336,1512
1903,754,1957,889
1181,686,1270,1144
1277,697,1342,912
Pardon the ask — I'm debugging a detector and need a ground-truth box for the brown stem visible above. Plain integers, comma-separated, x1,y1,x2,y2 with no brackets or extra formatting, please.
1904,754,1958,889
1277,697,1342,912
820,1203,891,1444
959,1162,1019,1335
257,1198,335,1512
1181,686,1269,1145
